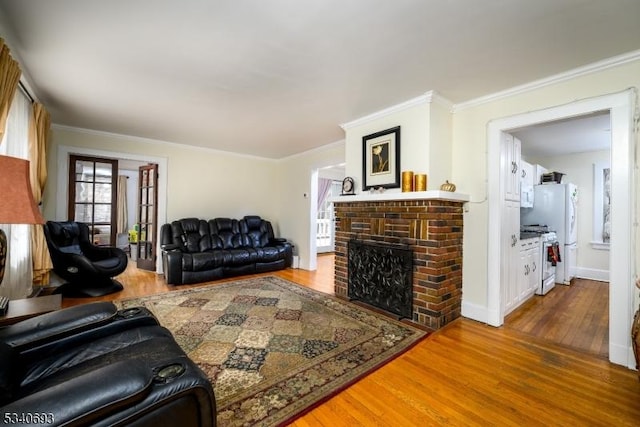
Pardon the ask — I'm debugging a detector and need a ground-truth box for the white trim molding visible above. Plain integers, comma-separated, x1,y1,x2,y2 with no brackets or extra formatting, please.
340,90,453,130
575,267,609,283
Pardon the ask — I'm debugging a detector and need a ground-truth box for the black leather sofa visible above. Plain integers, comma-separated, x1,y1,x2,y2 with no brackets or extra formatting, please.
0,302,216,426
161,215,293,285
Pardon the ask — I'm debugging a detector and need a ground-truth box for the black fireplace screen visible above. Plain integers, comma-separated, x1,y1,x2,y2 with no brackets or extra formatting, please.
348,240,413,319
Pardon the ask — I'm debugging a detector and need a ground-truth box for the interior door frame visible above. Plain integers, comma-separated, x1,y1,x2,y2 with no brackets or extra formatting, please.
486,89,636,368
56,145,168,274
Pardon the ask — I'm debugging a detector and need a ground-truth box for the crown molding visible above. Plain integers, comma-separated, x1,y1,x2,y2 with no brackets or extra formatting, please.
278,138,345,162
453,49,640,112
51,124,280,162
340,90,453,130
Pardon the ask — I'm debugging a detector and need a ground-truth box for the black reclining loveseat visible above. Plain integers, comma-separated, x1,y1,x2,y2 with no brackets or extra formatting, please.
0,302,216,426
161,215,293,285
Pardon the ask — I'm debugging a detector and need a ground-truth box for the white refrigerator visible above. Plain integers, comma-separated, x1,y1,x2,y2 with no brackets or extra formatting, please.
521,183,578,285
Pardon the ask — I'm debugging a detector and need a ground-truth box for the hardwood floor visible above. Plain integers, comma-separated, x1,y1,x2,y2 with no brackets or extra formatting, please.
505,278,609,357
62,255,640,426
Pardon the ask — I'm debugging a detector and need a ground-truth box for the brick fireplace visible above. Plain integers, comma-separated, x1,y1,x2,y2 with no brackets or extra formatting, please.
333,192,467,331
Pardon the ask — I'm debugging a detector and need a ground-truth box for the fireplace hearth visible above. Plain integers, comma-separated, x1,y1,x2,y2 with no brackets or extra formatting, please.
348,240,413,319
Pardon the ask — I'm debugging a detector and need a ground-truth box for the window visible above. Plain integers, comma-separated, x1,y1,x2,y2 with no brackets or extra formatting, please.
592,161,610,250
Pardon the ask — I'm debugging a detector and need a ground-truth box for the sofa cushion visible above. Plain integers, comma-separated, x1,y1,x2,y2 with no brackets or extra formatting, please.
222,249,253,266
172,219,210,253
255,246,284,262
183,252,225,272
210,218,243,249
241,216,270,248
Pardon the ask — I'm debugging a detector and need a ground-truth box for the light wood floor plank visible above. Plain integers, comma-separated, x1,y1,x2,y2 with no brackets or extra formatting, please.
59,254,639,426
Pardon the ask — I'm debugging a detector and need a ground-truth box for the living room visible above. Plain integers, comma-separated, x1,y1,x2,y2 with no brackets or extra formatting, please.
1,1,640,425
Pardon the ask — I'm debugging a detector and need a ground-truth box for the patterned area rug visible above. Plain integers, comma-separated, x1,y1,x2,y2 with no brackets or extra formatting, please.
118,276,428,426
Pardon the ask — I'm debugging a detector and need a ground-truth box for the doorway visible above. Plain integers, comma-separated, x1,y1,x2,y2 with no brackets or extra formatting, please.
308,164,345,270
504,112,612,355
486,89,635,368
56,145,168,274
316,179,341,253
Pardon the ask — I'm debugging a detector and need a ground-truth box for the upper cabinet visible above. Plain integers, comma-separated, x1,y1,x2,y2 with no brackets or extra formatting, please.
520,160,534,208
521,160,534,187
502,133,521,201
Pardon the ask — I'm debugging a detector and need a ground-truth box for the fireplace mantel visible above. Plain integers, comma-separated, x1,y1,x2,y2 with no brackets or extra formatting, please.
330,190,469,204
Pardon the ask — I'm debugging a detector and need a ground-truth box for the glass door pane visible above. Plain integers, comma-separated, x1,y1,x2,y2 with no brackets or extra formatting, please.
68,155,117,246
136,164,158,271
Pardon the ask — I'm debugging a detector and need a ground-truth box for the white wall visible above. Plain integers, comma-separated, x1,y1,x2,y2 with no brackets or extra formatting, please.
275,142,345,270
43,127,345,273
527,150,611,280
452,58,639,367
45,127,280,224
343,99,430,193
453,60,640,308
342,92,455,195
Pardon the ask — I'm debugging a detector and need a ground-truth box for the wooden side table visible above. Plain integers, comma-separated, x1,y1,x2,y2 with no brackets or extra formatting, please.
0,294,62,326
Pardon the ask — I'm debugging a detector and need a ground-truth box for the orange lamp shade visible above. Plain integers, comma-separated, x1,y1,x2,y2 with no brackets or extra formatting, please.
0,155,44,225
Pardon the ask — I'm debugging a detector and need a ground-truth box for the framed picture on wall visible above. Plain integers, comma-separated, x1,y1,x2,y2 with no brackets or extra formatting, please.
362,126,400,190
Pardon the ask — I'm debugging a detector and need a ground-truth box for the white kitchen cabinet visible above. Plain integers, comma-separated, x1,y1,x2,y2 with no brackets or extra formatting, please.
501,132,522,315
502,133,521,202
520,160,535,207
521,237,541,299
502,200,521,315
506,236,540,316
521,160,534,187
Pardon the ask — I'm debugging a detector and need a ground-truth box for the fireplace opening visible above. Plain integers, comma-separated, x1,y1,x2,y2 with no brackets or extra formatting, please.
348,240,413,319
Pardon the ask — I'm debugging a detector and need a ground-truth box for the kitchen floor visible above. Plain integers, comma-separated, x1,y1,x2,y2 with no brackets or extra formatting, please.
504,278,609,358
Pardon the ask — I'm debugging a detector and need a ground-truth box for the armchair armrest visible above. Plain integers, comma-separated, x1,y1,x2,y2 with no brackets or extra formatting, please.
0,303,159,358
270,237,288,244
0,302,117,351
1,360,151,427
161,243,182,251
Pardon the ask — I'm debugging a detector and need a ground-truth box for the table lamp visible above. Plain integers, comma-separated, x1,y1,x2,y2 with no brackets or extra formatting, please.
0,155,45,286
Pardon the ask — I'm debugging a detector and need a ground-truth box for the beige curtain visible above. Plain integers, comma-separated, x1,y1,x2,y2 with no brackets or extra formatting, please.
0,38,21,143
117,175,128,234
28,102,53,286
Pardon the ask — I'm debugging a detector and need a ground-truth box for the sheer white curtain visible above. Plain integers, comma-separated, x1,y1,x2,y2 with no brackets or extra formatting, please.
0,90,33,299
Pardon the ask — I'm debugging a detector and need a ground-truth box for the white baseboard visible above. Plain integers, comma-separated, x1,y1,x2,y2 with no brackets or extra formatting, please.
574,267,609,282
609,341,636,369
461,300,488,324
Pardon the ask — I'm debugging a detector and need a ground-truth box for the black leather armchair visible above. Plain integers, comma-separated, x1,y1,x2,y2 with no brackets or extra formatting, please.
44,221,127,297
0,302,216,426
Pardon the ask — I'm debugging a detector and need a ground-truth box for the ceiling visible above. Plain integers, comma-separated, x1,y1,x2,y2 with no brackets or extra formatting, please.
514,111,611,158
0,0,638,159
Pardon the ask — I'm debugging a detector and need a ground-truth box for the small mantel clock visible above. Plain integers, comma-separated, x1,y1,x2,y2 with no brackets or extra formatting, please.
341,177,355,195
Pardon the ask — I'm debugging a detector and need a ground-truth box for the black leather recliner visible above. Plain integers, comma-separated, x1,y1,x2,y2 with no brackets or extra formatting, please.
43,221,128,297
0,302,216,426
